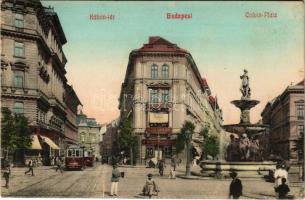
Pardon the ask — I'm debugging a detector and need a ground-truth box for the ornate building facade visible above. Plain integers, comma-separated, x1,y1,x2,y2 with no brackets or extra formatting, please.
261,80,304,161
118,37,223,163
77,112,101,159
1,0,81,163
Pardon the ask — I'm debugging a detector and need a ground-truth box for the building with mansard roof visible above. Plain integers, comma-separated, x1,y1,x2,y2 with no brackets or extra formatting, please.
118,36,223,163
1,0,81,165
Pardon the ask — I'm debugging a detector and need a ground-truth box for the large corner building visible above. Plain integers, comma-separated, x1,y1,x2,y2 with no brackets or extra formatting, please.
1,0,82,164
118,37,223,163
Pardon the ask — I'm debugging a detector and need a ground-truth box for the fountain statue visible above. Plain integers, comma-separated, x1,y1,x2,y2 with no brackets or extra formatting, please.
199,70,276,178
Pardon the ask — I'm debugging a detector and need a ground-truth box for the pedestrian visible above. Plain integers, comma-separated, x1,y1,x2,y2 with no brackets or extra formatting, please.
171,155,177,171
274,164,288,193
169,166,176,179
2,163,11,188
110,164,121,196
142,173,159,198
276,178,290,199
55,157,63,173
158,160,165,176
25,159,34,176
229,171,243,199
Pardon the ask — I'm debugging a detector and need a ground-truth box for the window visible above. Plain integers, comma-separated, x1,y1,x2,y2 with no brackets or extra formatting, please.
13,102,24,114
75,150,80,157
296,104,304,120
164,146,172,158
298,125,304,137
81,134,85,143
15,13,24,29
13,71,24,88
67,150,72,157
14,42,24,57
149,89,158,103
146,147,154,158
151,64,158,79
161,89,169,103
162,64,169,79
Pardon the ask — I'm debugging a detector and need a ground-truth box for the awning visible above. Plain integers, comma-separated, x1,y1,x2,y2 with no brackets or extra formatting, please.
30,135,42,150
40,136,60,150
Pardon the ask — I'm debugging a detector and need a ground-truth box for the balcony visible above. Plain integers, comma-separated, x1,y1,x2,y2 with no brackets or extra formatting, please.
145,127,172,134
142,139,174,146
146,102,172,111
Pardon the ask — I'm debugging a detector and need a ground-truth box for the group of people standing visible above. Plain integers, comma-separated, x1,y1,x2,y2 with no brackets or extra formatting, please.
157,156,177,179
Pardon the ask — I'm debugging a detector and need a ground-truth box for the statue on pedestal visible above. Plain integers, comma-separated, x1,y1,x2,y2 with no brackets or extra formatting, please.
240,69,251,99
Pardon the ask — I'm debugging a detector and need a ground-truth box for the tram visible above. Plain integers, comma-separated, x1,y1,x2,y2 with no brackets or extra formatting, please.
65,145,85,170
84,149,94,167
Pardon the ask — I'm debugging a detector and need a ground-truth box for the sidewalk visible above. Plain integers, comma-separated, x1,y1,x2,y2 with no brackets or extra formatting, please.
1,166,62,196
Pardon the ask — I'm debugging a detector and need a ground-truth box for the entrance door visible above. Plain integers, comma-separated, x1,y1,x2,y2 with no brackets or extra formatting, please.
154,147,163,160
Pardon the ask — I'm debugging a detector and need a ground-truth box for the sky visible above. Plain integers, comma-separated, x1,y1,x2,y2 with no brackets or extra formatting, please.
43,1,304,125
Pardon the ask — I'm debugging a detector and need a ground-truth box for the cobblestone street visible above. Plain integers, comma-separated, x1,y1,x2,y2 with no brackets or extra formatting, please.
1,163,303,198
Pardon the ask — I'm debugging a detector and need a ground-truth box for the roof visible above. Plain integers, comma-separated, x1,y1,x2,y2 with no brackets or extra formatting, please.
44,6,67,45
137,36,189,54
261,79,304,116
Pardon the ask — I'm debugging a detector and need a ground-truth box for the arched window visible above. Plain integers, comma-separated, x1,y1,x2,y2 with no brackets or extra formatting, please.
162,64,169,79
151,64,158,79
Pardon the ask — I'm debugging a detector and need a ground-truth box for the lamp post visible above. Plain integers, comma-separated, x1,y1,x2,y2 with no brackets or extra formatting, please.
185,129,192,177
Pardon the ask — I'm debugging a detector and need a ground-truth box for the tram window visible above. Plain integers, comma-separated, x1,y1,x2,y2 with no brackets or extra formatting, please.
76,150,80,157
67,150,72,157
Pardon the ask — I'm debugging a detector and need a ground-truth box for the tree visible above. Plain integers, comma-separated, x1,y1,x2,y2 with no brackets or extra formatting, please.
1,108,14,158
118,119,137,165
203,135,219,158
200,127,219,159
1,108,32,162
175,121,195,154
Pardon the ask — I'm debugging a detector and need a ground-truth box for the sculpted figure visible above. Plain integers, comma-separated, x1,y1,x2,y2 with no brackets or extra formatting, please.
239,133,250,161
249,138,260,161
240,69,251,99
226,134,240,162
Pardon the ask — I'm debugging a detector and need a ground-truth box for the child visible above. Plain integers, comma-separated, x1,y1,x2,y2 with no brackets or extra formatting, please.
276,178,290,199
229,171,243,199
169,166,176,179
142,173,159,198
25,159,34,176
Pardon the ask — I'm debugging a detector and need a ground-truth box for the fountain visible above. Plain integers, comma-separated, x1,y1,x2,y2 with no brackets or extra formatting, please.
199,70,276,178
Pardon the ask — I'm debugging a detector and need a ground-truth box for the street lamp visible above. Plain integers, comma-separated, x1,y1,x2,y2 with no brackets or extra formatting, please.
185,129,192,177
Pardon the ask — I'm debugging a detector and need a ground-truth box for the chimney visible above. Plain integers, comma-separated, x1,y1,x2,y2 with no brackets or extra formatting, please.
149,36,160,44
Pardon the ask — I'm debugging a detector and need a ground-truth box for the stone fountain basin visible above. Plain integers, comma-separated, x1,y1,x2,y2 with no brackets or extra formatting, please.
200,160,276,171
199,160,277,178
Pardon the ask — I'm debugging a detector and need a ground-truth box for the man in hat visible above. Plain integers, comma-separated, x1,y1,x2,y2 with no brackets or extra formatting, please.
110,164,121,196
142,173,159,198
229,171,243,199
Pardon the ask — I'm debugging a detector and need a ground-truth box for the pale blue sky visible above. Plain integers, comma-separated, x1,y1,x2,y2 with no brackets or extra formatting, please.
43,1,304,124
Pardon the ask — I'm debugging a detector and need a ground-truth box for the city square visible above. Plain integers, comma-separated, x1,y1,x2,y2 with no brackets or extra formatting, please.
1,0,304,199
1,163,304,199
